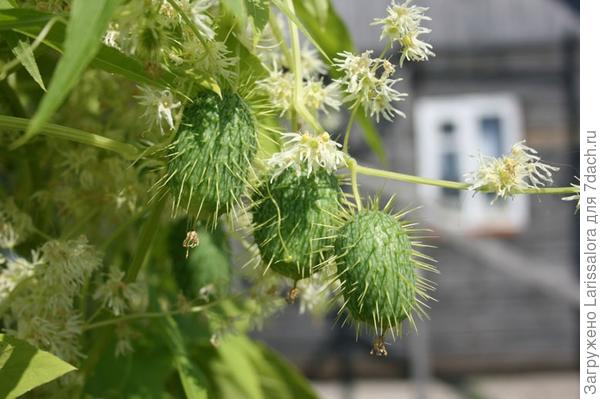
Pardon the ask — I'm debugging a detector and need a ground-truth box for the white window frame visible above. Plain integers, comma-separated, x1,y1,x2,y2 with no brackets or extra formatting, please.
414,93,529,234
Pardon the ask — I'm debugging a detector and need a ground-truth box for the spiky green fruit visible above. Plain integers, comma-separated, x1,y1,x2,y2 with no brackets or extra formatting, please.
251,168,342,281
168,89,257,219
170,220,231,301
335,209,429,335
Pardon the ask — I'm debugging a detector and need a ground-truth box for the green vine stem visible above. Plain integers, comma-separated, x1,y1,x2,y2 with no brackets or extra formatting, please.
82,301,221,331
353,161,578,195
285,0,323,132
348,158,363,210
343,107,359,153
0,115,139,160
124,195,167,282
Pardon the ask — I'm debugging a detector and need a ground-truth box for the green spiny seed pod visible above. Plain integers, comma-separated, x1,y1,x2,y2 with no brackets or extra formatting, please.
334,206,435,354
170,220,231,301
168,89,257,221
251,168,342,281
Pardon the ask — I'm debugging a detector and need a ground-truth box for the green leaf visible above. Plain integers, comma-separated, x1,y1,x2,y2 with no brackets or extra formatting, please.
162,316,208,399
0,334,76,399
6,33,46,91
293,0,388,164
0,8,51,30
215,336,263,399
271,0,331,63
220,0,246,22
237,338,319,399
14,0,120,147
300,0,329,26
216,13,268,84
244,0,269,32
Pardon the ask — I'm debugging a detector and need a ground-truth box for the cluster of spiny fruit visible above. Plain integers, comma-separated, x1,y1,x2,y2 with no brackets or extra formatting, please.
163,88,436,356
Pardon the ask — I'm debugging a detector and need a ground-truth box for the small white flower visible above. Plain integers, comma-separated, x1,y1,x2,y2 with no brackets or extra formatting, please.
334,51,407,122
267,131,346,178
188,39,237,81
94,268,147,316
297,276,328,315
465,140,560,201
398,30,434,66
373,0,430,39
303,80,341,115
189,0,218,40
257,69,294,116
0,250,41,302
373,0,434,66
300,43,327,77
562,179,580,211
103,24,121,49
136,86,182,134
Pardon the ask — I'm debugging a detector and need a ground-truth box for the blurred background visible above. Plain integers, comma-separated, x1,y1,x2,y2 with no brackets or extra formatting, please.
252,0,580,398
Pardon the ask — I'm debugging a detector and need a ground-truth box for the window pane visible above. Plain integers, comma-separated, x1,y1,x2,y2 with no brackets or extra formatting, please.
480,116,503,157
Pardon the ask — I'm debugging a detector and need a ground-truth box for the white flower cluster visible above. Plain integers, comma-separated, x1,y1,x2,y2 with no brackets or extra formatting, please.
562,180,580,211
257,44,340,117
296,272,331,315
3,236,101,361
94,268,148,316
106,0,236,83
334,51,407,122
135,86,181,134
0,199,32,249
267,131,346,178
466,141,560,201
372,0,434,66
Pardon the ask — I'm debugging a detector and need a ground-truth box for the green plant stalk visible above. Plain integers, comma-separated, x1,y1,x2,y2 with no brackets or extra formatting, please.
0,115,139,159
285,0,322,132
83,301,221,331
268,12,292,68
354,162,579,195
348,158,363,210
124,195,167,282
342,106,358,153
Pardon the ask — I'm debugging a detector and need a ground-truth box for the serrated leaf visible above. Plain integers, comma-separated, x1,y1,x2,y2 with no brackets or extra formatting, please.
0,334,76,399
14,0,120,147
162,316,208,399
244,0,269,32
10,37,46,90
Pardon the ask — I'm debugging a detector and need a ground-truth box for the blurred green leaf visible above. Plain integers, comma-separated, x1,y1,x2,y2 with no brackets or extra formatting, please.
15,0,120,146
221,0,246,22
271,0,331,63
83,330,174,398
0,334,76,399
162,316,209,399
0,8,52,29
245,0,269,31
297,0,330,33
238,338,319,399
212,336,264,399
293,0,388,164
